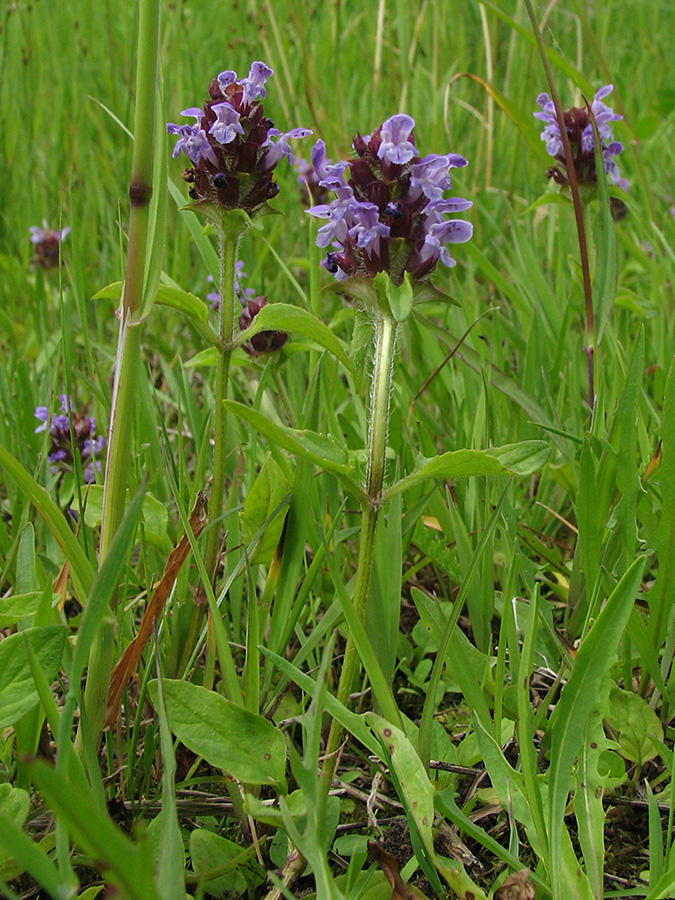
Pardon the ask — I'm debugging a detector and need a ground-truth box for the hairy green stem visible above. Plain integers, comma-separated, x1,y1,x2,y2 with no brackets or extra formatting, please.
203,234,238,580
323,310,397,777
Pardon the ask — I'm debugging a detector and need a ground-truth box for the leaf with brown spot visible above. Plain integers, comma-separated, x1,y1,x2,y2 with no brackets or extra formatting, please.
494,869,536,900
104,492,208,729
368,841,430,900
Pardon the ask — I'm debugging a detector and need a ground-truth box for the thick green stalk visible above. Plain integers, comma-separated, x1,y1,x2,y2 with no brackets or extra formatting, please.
323,309,398,775
81,0,161,744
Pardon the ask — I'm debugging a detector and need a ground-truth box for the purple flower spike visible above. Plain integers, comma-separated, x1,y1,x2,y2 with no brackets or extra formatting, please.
377,114,418,165
306,114,472,284
168,61,311,213
534,83,628,191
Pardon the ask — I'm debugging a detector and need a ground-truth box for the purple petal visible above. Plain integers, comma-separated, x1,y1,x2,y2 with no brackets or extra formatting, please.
377,113,418,165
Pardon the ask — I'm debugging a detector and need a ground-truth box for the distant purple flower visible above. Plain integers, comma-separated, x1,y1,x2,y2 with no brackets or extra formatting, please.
306,113,472,284
534,84,628,190
29,222,71,270
35,395,105,483
207,260,255,310
167,61,311,213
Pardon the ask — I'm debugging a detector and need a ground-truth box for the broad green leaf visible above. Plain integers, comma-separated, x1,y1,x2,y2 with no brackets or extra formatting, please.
384,440,550,499
224,400,363,498
0,784,30,830
83,484,169,550
149,679,287,788
324,275,378,308
242,455,292,565
0,784,31,874
0,592,59,627
0,626,66,728
0,443,96,601
184,346,219,367
232,302,351,369
574,715,608,899
606,686,663,766
548,557,646,896
189,831,250,897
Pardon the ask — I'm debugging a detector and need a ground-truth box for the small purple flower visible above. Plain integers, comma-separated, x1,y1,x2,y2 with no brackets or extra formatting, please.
240,61,274,104
377,114,418,165
262,127,314,169
166,123,218,166
306,114,472,284
534,84,628,190
167,61,311,213
34,397,105,484
29,222,71,270
208,102,244,145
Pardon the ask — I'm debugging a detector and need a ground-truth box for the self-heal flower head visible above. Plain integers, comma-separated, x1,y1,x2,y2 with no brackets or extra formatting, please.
29,222,71,270
534,84,628,190
35,395,105,484
306,113,472,284
167,61,311,214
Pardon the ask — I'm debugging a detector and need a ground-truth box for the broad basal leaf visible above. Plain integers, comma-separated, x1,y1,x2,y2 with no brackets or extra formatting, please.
149,679,287,788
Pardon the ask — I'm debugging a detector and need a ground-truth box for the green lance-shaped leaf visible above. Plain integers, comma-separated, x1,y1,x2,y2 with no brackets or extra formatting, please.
148,679,287,789
242,455,292,565
383,440,550,500
93,281,210,324
0,626,66,729
232,302,351,369
548,556,646,898
224,400,364,499
366,713,443,895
